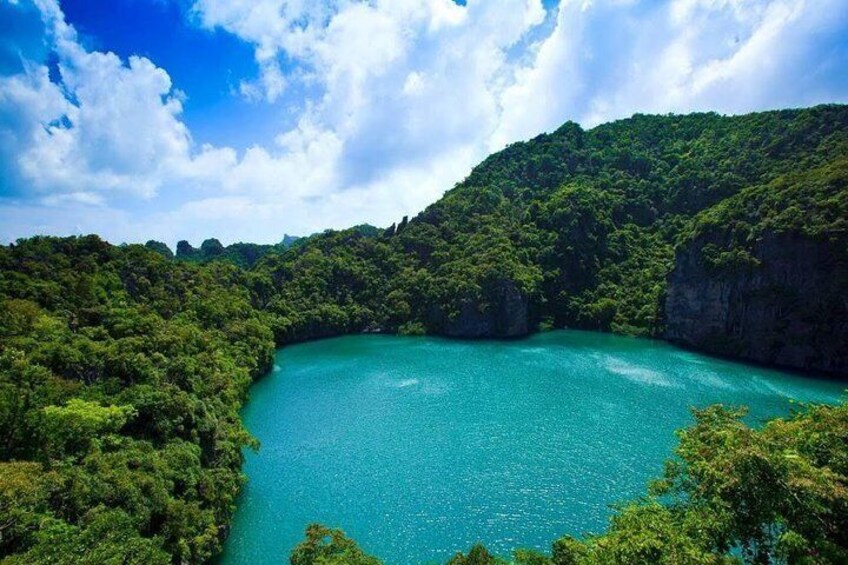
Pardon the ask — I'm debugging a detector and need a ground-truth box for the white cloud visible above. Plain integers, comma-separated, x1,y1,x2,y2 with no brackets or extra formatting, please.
496,0,848,143
2,0,548,244
239,59,287,103
41,191,104,206
1,0,206,200
1,0,847,246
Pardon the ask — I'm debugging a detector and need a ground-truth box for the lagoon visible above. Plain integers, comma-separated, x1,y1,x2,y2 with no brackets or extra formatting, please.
220,330,844,564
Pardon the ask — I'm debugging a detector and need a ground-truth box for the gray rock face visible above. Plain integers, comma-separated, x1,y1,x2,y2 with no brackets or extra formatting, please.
432,279,529,338
665,232,848,376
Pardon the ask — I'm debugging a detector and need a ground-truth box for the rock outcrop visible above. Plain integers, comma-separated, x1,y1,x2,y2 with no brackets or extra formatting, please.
665,231,848,376
429,279,529,338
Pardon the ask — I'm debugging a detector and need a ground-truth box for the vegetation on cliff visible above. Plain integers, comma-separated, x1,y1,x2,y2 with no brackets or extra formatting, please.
251,104,848,340
685,155,848,269
1,105,847,563
664,155,848,372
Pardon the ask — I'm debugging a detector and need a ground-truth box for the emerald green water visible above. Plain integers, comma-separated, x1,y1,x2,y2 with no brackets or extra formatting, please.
220,330,844,564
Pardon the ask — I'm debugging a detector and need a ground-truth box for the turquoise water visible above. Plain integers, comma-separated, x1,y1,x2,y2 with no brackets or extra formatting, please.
219,330,844,565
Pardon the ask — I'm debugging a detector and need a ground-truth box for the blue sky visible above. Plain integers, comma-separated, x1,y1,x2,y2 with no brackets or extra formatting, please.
1,0,847,246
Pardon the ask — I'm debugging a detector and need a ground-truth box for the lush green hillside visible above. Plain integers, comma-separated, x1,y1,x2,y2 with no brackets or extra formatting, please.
409,106,845,334
0,237,274,563
251,104,848,343
664,155,848,371
1,106,847,563
163,226,380,270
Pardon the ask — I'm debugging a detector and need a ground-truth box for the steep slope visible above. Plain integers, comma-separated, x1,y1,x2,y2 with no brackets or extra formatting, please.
410,105,848,336
253,105,848,367
2,106,847,564
666,157,848,374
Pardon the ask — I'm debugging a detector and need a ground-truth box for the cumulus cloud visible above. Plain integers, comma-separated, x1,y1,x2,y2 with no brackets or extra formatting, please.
494,0,848,144
1,0,847,246
0,0,233,202
194,0,548,185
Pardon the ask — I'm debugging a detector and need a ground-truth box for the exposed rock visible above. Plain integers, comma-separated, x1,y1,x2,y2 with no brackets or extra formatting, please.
430,279,529,338
665,232,848,376
280,234,301,247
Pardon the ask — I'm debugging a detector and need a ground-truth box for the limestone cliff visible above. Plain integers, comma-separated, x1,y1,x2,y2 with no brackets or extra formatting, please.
429,279,529,338
665,231,848,376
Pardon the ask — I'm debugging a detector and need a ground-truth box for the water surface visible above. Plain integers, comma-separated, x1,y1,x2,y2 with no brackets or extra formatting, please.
220,330,844,564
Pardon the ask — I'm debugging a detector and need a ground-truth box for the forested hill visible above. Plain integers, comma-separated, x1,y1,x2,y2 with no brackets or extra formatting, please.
0,105,846,563
253,104,848,373
0,239,275,563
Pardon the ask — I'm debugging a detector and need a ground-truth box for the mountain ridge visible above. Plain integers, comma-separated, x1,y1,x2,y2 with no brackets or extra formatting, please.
1,104,846,563
245,103,848,374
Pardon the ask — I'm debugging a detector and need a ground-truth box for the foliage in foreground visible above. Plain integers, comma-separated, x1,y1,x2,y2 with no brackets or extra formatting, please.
1,106,847,564
291,401,848,565
0,236,275,563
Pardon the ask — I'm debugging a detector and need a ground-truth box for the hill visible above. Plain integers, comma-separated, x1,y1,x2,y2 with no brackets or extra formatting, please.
252,104,848,373
0,105,846,563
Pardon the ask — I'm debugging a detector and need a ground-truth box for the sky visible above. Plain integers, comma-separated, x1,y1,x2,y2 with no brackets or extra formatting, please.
1,0,847,247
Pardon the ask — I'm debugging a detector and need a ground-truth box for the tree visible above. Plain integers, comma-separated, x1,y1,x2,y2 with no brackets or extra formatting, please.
289,524,382,565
